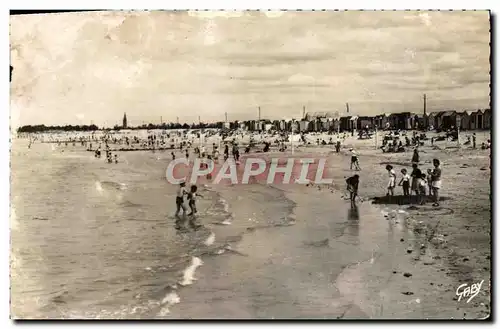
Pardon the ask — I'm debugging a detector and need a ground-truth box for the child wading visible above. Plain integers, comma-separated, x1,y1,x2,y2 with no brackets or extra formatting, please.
386,165,396,196
430,158,442,207
346,174,360,206
174,181,188,229
399,168,410,197
187,185,203,230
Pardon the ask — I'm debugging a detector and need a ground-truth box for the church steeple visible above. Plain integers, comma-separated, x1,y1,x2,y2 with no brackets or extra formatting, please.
122,113,127,129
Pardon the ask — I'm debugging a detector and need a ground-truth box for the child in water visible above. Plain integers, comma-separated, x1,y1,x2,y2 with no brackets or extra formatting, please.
175,182,188,229
187,185,202,229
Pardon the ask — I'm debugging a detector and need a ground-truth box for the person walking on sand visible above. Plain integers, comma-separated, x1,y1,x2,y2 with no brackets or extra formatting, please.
429,158,442,207
412,147,420,164
346,174,360,206
386,165,396,197
350,148,361,171
335,140,341,153
398,168,410,197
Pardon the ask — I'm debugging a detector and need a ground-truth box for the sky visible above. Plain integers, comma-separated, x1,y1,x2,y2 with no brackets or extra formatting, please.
10,10,491,128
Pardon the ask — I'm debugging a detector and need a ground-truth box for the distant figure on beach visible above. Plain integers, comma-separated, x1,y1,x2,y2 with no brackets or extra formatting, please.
114,154,118,164
224,144,229,161
410,163,422,197
399,168,410,197
171,152,176,160
346,174,359,205
350,148,361,171
429,158,442,207
175,181,188,227
386,165,396,197
412,147,419,164
335,140,341,153
473,133,477,149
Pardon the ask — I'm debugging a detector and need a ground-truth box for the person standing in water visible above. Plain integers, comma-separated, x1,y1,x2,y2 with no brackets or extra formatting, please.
175,181,188,228
187,185,203,230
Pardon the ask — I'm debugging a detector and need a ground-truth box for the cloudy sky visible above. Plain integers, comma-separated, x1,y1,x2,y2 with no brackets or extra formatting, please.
10,10,490,127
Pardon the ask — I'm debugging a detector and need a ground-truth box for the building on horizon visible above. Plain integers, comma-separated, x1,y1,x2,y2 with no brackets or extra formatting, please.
122,113,128,129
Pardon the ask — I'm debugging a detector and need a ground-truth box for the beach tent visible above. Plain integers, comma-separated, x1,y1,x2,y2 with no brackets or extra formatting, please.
288,134,302,143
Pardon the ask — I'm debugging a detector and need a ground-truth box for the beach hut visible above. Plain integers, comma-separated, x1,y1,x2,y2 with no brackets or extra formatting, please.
469,110,483,130
483,108,491,129
312,118,321,132
356,116,373,130
320,118,330,131
388,112,414,130
373,113,391,130
459,111,475,130
436,110,457,130
299,120,310,132
349,116,358,131
427,112,439,130
339,116,351,132
278,120,287,131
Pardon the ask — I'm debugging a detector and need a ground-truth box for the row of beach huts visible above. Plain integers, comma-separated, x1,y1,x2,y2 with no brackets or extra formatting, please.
228,108,491,132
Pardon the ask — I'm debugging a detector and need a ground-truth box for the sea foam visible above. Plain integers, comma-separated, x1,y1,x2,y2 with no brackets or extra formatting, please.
179,256,203,286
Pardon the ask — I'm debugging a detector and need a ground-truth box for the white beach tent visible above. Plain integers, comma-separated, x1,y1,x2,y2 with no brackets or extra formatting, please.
288,134,302,143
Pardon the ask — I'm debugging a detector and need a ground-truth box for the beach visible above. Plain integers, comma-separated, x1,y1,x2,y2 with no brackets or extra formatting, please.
10,130,491,319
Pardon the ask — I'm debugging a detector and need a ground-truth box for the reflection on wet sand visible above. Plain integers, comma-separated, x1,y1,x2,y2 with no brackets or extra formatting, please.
345,205,360,241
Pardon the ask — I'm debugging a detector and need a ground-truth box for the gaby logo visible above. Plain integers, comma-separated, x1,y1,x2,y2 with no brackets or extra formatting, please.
165,156,333,185
456,280,484,303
